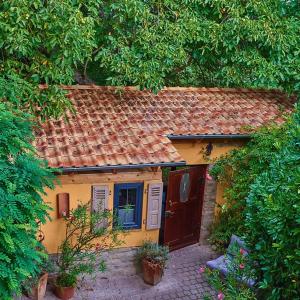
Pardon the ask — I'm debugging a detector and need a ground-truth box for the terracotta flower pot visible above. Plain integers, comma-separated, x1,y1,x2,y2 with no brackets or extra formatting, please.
142,258,164,285
53,285,76,300
28,272,48,300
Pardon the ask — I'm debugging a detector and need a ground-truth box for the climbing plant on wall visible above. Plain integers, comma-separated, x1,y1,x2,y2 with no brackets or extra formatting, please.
209,121,288,250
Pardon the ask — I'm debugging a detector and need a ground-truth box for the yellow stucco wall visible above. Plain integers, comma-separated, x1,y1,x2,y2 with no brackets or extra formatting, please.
215,183,227,215
42,169,162,254
171,139,245,165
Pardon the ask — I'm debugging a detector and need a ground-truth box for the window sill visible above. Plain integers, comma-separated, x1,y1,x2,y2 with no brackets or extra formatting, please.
122,226,142,231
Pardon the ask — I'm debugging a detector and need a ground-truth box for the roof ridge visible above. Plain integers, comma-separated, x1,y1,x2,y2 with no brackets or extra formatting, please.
161,87,283,93
39,84,284,94
55,84,284,94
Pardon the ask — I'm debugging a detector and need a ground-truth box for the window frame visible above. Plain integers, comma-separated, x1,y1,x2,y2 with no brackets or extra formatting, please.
113,182,144,230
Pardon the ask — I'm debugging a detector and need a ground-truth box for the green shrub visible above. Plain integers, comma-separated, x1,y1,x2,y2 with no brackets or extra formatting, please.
209,207,245,252
56,273,77,288
245,105,300,299
201,244,256,300
0,103,55,299
136,241,169,268
56,202,123,288
210,121,289,250
210,103,300,299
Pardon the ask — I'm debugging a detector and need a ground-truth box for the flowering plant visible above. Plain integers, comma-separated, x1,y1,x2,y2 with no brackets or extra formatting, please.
200,247,256,300
55,202,123,287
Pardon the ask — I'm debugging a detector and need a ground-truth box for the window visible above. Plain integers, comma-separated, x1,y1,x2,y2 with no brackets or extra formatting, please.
114,183,143,229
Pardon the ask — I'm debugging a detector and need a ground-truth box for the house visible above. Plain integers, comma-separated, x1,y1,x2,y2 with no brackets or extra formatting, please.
35,86,294,253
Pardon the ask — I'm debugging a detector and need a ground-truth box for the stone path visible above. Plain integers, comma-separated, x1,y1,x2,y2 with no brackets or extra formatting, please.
21,244,218,300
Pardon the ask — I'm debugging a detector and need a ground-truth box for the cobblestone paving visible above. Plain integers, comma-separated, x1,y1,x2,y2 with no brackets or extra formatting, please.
21,244,218,300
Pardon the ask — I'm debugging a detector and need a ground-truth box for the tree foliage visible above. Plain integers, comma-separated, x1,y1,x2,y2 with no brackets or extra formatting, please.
210,106,300,299
0,101,55,299
0,1,101,296
0,0,100,119
89,0,300,93
1,1,299,116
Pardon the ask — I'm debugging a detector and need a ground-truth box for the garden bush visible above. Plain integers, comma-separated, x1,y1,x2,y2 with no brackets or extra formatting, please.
210,121,287,250
245,105,300,299
210,104,300,298
56,202,123,288
0,103,55,299
200,245,257,300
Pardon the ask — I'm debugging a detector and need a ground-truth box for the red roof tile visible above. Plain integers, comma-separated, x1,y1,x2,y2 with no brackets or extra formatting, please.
34,86,295,169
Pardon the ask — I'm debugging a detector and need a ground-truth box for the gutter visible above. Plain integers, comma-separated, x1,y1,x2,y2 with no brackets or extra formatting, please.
57,135,250,174
167,134,251,140
59,161,186,174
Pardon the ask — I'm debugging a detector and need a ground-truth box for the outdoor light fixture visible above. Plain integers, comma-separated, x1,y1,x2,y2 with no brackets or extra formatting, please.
205,142,213,156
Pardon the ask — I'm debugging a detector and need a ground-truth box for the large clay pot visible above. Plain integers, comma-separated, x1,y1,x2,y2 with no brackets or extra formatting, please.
142,258,164,285
53,285,75,300
28,273,48,300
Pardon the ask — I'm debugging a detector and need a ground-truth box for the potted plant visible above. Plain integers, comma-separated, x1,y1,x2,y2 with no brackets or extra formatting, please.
22,252,53,300
136,241,169,285
22,227,53,300
27,272,49,300
54,202,123,299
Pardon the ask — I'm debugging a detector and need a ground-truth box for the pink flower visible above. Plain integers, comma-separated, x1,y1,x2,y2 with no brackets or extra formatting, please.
95,243,101,251
199,266,205,273
239,264,245,269
240,248,247,255
206,172,213,181
218,292,225,300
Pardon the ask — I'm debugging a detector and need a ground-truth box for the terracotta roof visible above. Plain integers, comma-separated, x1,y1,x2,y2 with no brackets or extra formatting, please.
34,86,294,169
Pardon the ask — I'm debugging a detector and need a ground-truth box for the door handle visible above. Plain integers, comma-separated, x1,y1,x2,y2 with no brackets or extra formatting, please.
165,210,175,218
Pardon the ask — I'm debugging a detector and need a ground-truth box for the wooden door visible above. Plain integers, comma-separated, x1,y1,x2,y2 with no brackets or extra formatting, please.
163,166,206,251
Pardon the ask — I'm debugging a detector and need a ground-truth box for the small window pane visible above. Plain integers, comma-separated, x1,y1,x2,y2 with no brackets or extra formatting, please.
128,188,137,206
118,189,127,207
119,208,135,224
117,187,137,225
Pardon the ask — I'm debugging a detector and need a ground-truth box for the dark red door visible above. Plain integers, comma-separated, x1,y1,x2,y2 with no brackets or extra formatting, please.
163,166,207,251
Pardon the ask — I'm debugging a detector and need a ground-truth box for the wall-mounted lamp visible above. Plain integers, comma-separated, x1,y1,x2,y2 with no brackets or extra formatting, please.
205,142,213,156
